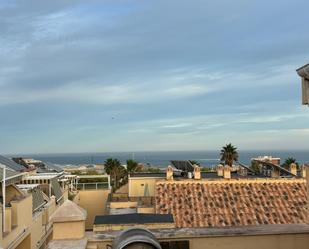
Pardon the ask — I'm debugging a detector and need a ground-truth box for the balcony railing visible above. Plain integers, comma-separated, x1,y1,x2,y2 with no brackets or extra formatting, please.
76,182,110,190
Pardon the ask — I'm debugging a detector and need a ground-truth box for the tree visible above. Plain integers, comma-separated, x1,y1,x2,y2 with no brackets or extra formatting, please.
251,161,261,174
126,159,140,173
200,167,210,172
220,143,239,166
281,157,299,170
104,158,126,189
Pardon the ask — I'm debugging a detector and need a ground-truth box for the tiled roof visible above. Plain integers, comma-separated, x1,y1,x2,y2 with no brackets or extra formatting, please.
155,179,307,228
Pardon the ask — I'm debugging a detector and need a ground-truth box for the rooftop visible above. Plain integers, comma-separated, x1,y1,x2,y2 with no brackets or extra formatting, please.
89,224,309,241
170,160,194,172
17,184,40,190
297,63,309,78
130,172,166,178
47,238,87,249
24,174,58,180
50,200,87,222
0,168,24,184
251,159,297,177
155,179,306,228
77,174,109,179
0,155,25,171
43,162,63,173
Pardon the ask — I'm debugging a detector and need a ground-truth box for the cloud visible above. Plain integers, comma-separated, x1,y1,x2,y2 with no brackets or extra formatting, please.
0,81,213,106
0,0,309,153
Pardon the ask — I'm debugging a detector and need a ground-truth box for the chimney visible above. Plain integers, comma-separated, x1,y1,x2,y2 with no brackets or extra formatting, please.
301,164,307,178
166,165,173,181
289,163,297,176
217,164,224,176
50,200,87,240
223,165,231,179
194,165,201,180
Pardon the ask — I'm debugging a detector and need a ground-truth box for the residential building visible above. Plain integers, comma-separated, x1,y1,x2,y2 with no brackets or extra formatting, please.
82,165,309,249
0,168,65,249
297,63,309,106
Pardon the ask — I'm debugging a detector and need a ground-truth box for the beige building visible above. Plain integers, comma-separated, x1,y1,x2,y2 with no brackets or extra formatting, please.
128,173,166,197
0,169,65,249
3,153,309,249
74,166,309,249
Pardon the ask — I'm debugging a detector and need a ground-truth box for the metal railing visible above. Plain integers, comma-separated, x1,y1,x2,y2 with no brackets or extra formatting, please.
76,182,109,190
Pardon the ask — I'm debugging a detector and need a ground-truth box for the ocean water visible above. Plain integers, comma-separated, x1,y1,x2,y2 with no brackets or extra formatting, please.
10,150,309,168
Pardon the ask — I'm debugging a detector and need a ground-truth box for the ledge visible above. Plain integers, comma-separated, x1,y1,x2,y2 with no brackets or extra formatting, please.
47,238,87,249
87,224,309,242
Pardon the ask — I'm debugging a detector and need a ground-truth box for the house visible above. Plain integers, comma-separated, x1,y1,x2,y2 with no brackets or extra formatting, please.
297,63,309,106
0,168,65,249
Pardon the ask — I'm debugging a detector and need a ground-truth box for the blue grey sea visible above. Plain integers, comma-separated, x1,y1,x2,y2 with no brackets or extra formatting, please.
9,150,309,168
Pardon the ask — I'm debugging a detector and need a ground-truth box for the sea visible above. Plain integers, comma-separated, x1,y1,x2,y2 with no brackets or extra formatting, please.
8,150,309,168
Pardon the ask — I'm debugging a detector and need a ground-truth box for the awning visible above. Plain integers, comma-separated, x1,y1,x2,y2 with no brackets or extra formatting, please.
51,178,63,202
32,188,46,212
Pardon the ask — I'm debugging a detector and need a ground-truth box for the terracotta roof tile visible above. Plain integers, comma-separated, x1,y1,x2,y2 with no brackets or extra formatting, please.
155,180,307,228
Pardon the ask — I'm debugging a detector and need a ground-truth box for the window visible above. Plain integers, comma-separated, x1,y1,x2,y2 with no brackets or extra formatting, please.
160,241,189,249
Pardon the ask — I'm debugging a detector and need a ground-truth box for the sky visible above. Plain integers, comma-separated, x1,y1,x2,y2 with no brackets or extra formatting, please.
0,0,309,154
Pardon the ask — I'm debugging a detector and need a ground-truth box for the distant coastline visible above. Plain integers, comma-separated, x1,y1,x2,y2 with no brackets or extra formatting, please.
6,150,309,168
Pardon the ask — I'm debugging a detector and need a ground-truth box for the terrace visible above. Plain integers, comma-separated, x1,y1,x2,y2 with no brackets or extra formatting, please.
106,192,155,215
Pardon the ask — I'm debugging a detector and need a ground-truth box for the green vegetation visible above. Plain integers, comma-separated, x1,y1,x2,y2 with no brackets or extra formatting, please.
281,157,299,170
126,159,143,173
141,166,161,173
104,158,127,190
251,160,260,174
69,169,108,183
200,167,210,172
78,177,108,183
220,143,239,166
70,169,99,175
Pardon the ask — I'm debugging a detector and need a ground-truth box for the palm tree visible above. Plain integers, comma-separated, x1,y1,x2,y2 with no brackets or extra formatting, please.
126,159,139,173
281,157,298,170
104,158,125,189
220,143,239,166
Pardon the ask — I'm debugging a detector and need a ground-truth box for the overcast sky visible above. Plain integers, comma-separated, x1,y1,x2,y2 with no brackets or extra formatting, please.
1,0,309,154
